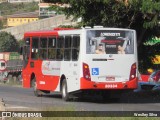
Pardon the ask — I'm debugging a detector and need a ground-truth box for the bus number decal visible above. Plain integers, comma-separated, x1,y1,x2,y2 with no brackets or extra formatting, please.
105,84,117,88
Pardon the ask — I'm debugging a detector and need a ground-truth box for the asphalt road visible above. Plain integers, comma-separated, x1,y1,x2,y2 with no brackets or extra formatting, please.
0,84,160,112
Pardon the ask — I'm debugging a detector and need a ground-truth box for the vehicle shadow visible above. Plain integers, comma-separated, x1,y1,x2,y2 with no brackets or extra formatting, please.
42,92,62,99
119,91,160,104
41,91,160,104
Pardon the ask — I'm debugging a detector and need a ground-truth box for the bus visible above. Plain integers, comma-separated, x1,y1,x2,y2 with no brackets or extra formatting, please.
22,26,138,101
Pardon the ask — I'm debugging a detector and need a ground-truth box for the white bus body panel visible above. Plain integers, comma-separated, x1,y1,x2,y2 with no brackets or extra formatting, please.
43,28,137,93
83,55,136,83
81,28,137,87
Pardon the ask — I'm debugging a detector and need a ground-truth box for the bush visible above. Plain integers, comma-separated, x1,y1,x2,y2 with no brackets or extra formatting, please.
0,31,19,52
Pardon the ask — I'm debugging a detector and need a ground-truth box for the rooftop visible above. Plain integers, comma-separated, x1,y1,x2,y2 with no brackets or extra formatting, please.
7,11,39,18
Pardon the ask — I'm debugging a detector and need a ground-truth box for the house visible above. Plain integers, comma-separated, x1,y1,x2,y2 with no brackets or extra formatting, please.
39,2,69,18
39,2,56,18
7,11,39,27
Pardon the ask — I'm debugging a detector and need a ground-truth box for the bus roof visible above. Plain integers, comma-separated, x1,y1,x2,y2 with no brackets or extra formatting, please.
24,30,58,37
24,28,78,37
24,27,135,37
24,29,81,37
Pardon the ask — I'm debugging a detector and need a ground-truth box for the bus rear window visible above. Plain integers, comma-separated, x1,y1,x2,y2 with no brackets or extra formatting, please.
86,30,134,54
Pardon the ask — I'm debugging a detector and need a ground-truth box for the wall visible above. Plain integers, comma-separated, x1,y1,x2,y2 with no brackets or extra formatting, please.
0,15,77,40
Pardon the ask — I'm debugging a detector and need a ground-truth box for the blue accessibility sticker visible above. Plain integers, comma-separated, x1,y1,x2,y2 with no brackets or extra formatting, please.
92,68,99,75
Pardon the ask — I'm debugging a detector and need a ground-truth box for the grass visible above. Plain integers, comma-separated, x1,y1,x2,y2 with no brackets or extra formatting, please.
0,2,39,16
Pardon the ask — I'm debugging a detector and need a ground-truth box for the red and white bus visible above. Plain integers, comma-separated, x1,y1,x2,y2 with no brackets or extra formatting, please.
22,26,138,101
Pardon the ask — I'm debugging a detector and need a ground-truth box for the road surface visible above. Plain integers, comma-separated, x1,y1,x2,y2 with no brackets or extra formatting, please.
0,84,160,112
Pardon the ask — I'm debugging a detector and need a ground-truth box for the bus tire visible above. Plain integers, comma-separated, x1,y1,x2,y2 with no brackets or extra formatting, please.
61,80,70,101
32,78,42,97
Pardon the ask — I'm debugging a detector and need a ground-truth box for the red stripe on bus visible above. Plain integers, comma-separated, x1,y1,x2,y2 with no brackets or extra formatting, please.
80,77,137,89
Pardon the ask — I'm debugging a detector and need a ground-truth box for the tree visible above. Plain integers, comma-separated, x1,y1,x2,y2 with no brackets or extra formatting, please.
44,0,160,73
0,20,3,30
44,0,160,44
0,31,19,52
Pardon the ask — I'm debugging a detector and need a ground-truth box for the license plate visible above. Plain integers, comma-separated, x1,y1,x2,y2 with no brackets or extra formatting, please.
106,76,115,81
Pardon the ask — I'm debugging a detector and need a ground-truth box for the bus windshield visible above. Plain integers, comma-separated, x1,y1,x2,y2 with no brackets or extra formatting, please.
86,30,134,54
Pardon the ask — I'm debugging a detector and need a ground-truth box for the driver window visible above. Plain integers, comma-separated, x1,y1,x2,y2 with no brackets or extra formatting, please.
31,37,39,60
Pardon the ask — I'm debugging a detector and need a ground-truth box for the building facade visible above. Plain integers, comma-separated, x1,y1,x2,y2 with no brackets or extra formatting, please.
39,2,56,18
7,12,39,27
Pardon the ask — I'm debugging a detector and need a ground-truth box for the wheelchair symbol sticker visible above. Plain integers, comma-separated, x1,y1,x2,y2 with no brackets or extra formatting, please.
92,68,99,75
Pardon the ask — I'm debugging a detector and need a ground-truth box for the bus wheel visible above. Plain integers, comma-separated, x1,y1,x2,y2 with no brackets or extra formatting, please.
32,78,42,97
61,80,70,101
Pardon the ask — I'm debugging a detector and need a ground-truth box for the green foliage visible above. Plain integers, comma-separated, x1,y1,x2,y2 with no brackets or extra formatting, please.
141,0,160,28
44,0,160,30
58,25,81,29
0,31,19,52
49,5,64,15
0,18,6,30
144,36,160,46
18,40,25,47
0,20,3,29
44,0,160,73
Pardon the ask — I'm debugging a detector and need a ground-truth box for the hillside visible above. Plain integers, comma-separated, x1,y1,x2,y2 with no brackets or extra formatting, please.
0,2,39,16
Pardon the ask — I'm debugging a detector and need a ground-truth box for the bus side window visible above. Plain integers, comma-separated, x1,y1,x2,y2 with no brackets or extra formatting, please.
56,36,64,60
31,37,39,60
48,37,56,60
39,37,47,60
72,36,80,61
64,36,71,61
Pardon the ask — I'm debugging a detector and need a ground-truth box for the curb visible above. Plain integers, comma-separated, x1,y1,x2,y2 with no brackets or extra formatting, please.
0,98,5,111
